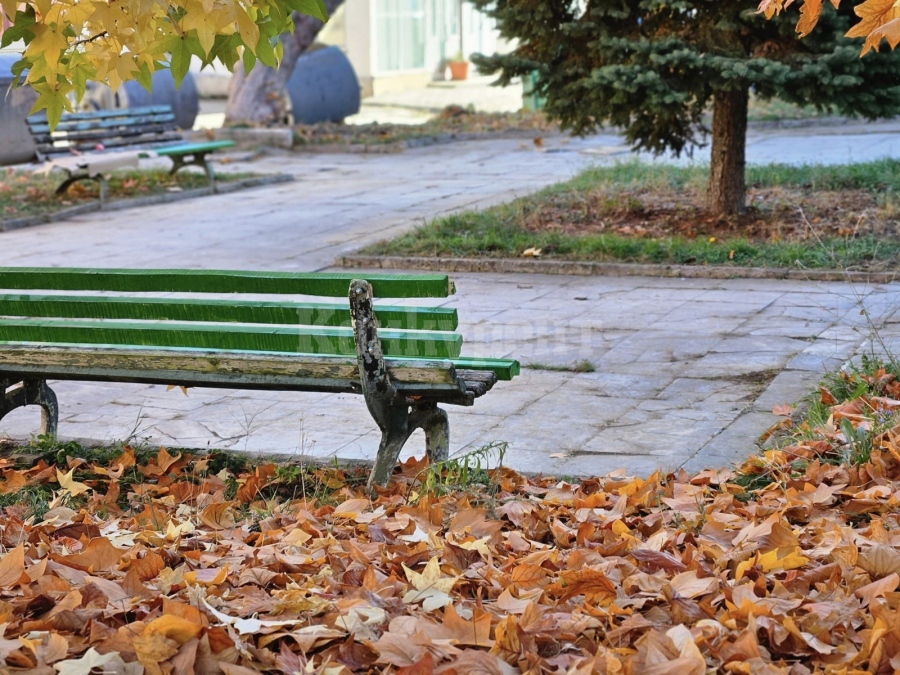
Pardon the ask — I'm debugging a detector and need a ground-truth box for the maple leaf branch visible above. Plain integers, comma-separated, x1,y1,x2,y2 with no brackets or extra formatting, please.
72,31,109,47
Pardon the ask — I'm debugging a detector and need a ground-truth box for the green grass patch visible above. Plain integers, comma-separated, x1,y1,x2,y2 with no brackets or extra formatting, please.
0,168,255,221
729,353,900,501
362,160,900,271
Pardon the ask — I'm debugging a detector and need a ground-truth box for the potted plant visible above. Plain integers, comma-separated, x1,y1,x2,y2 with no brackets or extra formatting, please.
447,52,468,81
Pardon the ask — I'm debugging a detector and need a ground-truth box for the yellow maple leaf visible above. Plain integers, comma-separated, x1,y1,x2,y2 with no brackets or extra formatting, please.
56,468,91,497
402,557,458,611
757,546,810,572
235,4,261,55
454,535,492,557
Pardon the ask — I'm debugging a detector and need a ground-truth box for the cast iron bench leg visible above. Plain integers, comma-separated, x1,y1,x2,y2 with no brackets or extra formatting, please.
168,153,215,185
349,279,451,489
410,403,450,463
0,379,59,438
55,174,108,204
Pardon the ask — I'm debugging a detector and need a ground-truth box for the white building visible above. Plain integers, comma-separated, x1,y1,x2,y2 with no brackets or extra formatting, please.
322,0,504,97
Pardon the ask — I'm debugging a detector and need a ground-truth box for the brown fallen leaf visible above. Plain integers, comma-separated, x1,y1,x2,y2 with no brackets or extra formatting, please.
547,567,617,605
198,501,237,530
0,543,26,588
133,631,180,675
858,545,900,579
55,537,125,573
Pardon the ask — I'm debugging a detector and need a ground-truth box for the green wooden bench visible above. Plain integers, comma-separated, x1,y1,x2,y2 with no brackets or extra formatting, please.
0,268,518,488
27,106,235,199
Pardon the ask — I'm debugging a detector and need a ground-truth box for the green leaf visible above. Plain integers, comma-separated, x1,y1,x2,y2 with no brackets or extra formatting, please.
289,0,328,21
134,62,154,92
0,9,35,48
168,36,192,87
255,35,277,68
274,39,284,64
9,58,28,86
29,82,72,129
69,59,94,102
242,47,257,74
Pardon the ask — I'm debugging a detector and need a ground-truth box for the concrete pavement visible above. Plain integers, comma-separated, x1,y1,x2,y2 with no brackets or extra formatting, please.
1,124,899,477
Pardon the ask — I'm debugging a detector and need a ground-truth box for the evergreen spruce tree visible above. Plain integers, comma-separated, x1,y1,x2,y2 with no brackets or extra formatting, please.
471,0,900,216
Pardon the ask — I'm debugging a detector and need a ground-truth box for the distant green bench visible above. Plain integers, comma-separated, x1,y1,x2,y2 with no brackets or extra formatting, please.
0,268,519,488
27,106,235,200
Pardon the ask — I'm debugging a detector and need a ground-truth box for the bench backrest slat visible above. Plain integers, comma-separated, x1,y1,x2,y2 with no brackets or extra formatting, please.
28,114,178,137
0,268,455,298
26,106,173,125
27,106,184,156
0,295,459,331
0,318,463,359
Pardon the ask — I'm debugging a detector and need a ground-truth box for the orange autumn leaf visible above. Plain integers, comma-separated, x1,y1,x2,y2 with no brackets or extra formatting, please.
55,537,124,573
845,0,900,42
0,543,26,588
796,0,823,36
198,502,237,530
548,567,617,605
183,564,229,587
437,604,494,647
510,563,549,591
128,551,166,580
855,572,900,606
144,615,203,645
395,652,434,675
236,475,262,503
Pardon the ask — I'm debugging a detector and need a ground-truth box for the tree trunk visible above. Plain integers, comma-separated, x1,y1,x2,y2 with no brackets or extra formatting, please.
706,86,749,217
224,0,344,127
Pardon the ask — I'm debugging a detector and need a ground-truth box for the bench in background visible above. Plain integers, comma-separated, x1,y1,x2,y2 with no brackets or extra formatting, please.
27,106,235,199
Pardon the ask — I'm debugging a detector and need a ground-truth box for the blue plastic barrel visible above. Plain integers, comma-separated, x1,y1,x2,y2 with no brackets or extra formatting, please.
123,70,199,130
286,46,361,124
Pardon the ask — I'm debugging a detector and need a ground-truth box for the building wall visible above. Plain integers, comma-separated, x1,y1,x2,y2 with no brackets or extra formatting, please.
340,0,502,97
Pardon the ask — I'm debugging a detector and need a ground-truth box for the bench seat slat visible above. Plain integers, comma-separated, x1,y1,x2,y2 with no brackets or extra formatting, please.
154,141,241,155
0,268,454,298
447,357,519,380
39,135,186,156
0,317,462,359
0,341,516,383
0,343,469,399
0,295,459,331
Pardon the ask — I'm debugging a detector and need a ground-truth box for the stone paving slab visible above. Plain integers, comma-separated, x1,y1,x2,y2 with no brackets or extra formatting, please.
0,130,899,478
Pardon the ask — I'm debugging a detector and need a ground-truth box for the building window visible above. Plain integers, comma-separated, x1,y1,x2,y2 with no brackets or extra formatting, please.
373,0,426,73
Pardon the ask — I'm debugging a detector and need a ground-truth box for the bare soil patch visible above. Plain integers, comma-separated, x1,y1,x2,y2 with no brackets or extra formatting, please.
521,184,898,242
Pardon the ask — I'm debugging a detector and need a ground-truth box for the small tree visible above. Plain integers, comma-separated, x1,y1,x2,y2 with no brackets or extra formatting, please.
224,0,343,126
470,0,900,216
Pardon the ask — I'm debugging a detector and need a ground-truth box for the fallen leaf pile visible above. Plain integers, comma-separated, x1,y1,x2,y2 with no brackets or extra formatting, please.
293,108,556,148
0,364,899,674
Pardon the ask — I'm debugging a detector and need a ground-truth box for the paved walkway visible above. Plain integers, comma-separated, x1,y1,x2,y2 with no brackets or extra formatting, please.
2,125,899,476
